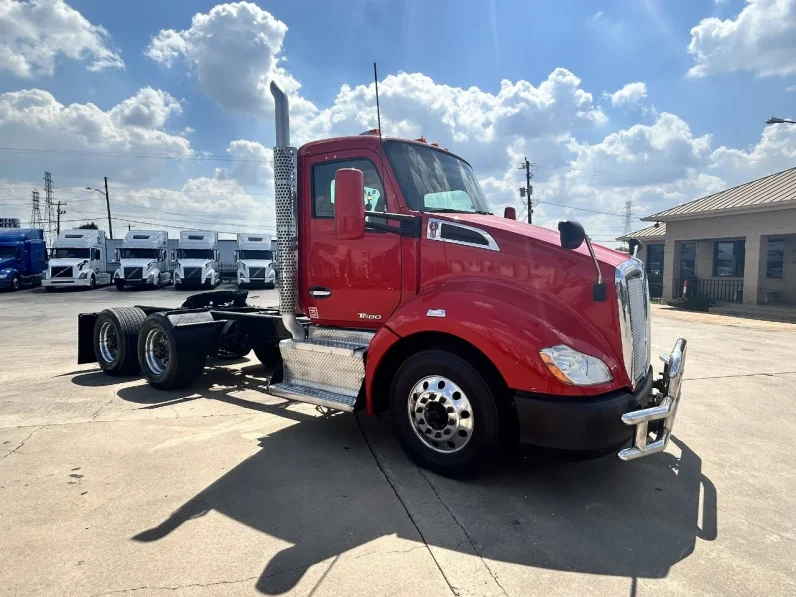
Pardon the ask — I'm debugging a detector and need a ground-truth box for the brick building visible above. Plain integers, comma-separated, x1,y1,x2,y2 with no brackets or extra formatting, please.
619,166,796,305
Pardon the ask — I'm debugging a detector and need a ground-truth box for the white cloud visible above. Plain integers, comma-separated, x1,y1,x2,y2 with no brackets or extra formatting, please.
687,0,796,78
295,68,607,148
0,87,192,182
603,82,648,106
786,84,796,91
214,139,274,187
0,0,123,77
145,2,314,117
109,87,182,129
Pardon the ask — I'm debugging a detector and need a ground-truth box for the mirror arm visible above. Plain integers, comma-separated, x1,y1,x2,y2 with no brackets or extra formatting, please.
584,236,602,285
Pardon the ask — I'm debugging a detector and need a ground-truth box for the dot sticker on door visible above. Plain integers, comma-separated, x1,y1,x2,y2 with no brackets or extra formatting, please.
308,307,319,319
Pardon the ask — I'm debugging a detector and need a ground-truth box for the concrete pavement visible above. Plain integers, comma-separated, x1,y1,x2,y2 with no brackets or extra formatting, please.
1,286,794,596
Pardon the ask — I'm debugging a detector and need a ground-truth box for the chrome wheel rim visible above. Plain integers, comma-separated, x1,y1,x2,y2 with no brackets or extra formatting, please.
98,321,119,363
12,277,19,290
408,375,474,454
144,327,169,375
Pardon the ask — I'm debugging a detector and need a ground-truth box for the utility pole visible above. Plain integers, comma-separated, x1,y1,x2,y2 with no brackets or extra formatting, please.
44,171,55,246
518,158,533,224
104,177,113,239
127,223,133,232
56,201,66,235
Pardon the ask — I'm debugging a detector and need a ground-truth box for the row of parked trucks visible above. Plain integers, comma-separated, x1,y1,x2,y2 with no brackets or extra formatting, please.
0,228,276,292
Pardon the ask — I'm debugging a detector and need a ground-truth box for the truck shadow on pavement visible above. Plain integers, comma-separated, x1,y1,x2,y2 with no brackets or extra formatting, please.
114,366,717,595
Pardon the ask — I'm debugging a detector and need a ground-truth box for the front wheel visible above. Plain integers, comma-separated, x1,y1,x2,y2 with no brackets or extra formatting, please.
390,349,502,477
138,313,207,390
89,276,96,290
10,275,20,291
115,281,125,291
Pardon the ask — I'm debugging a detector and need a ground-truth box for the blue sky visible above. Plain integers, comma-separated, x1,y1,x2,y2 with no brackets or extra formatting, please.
1,0,795,241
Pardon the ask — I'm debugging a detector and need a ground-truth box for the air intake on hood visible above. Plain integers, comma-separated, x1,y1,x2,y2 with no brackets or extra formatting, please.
441,224,489,246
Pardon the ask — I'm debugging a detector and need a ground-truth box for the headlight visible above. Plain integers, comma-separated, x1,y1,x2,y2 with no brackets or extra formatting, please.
114,270,120,278
540,345,612,386
0,269,11,278
78,271,88,279
174,271,181,280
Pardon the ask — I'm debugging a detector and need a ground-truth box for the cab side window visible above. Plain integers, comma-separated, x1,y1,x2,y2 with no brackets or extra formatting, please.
312,159,386,218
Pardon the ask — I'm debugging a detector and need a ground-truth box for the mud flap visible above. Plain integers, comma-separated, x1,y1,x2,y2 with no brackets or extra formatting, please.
77,312,99,364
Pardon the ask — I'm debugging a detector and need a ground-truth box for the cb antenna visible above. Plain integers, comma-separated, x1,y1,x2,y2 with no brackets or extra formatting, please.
374,62,384,147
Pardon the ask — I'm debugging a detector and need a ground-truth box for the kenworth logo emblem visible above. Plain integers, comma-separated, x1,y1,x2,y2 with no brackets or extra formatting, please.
429,220,439,238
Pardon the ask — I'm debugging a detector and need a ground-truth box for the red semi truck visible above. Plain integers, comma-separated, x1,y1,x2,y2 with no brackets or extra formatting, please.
77,82,686,476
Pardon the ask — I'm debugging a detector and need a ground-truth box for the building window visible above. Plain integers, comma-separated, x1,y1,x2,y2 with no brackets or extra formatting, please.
713,240,745,277
646,245,664,279
679,242,696,279
767,238,784,278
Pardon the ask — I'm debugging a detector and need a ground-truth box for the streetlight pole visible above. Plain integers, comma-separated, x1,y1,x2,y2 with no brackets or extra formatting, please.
766,117,796,125
86,180,113,239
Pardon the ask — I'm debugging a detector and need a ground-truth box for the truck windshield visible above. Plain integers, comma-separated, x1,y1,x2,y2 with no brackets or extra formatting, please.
384,141,492,214
121,248,158,259
179,249,214,259
50,248,90,259
0,246,15,258
239,250,272,260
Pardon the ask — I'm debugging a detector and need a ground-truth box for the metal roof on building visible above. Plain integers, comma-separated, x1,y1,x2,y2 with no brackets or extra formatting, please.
617,223,666,242
642,166,796,222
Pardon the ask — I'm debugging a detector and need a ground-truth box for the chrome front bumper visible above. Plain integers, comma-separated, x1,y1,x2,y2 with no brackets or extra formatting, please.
618,338,687,461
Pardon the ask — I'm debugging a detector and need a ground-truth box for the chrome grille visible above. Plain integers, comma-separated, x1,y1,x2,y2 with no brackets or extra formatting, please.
250,267,265,280
124,267,142,280
627,276,651,384
183,267,201,279
616,260,651,388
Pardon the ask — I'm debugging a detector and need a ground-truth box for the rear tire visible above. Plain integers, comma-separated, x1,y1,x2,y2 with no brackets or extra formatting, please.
389,349,502,478
138,313,207,390
93,307,147,376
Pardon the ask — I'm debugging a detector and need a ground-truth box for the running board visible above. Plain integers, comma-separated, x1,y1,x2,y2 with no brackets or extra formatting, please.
267,328,374,413
268,382,357,412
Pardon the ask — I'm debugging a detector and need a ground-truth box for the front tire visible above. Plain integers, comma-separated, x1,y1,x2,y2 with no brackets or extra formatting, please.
138,313,207,390
390,350,502,477
93,307,147,376
115,281,125,291
45,286,56,293
10,275,20,291
89,275,96,290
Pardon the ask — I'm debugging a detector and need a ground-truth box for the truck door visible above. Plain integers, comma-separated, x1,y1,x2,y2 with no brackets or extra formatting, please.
303,151,402,327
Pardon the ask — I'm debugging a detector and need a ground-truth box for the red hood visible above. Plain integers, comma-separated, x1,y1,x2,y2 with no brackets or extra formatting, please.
440,213,628,268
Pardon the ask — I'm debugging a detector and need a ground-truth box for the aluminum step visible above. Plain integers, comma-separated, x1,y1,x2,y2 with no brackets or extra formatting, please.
268,382,357,412
266,327,375,412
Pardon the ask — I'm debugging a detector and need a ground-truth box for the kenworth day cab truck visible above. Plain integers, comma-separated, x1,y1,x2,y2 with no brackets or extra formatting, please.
174,230,221,290
0,228,47,291
236,233,276,289
76,82,687,476
113,230,173,291
43,229,110,291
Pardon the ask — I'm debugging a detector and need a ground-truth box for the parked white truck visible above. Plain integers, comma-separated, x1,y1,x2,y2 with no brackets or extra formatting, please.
114,230,172,291
174,230,221,290
236,233,275,289
43,229,110,291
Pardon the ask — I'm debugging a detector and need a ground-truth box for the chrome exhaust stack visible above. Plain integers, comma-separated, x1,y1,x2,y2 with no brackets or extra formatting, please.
270,81,305,340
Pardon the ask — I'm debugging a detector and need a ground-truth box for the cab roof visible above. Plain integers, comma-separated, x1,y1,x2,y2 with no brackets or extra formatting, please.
297,136,469,166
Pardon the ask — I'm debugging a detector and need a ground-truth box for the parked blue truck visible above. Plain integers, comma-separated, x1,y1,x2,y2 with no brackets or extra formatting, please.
0,229,48,291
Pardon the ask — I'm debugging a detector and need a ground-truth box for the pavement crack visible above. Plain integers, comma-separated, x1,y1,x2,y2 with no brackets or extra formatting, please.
91,397,116,420
354,544,427,559
355,414,461,596
685,370,796,381
417,468,510,597
0,425,44,461
88,575,258,596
